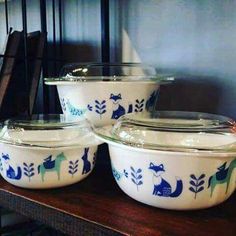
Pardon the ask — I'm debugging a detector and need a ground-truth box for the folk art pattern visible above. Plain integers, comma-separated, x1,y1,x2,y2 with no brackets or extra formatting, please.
23,162,35,182
60,98,67,112
189,174,206,199
149,163,183,197
110,159,236,199
134,99,145,112
111,165,123,181
208,159,236,197
61,91,158,119
130,166,143,191
68,159,79,177
66,100,87,116
2,153,22,180
95,100,106,119
1,150,235,197
38,153,67,182
1,148,94,182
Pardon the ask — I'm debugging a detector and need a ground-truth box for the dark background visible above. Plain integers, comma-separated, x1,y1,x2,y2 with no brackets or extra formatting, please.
0,0,235,119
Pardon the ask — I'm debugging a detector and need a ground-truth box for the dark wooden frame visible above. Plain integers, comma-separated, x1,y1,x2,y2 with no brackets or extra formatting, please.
0,31,21,113
27,31,46,115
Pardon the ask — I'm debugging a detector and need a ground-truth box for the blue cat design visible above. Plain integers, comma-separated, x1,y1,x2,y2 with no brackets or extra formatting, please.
110,93,133,119
149,162,183,197
2,153,22,180
82,148,91,174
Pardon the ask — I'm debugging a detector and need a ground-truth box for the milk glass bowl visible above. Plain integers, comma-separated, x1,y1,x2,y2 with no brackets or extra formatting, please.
0,114,101,189
45,63,174,126
95,111,236,210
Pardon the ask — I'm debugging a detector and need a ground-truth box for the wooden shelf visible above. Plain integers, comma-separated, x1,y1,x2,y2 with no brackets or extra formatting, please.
0,145,235,236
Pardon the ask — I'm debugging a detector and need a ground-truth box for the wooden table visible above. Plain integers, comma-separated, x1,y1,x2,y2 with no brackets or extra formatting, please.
0,145,235,236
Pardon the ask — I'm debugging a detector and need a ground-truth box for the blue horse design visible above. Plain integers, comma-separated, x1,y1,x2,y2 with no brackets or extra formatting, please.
38,153,67,182
208,160,236,197
149,162,183,197
2,153,22,180
82,148,91,174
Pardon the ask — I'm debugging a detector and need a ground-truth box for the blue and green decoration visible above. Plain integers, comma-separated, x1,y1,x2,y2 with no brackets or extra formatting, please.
66,100,87,116
208,159,236,197
111,165,123,181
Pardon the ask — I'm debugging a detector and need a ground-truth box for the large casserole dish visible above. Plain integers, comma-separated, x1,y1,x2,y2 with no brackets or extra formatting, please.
45,63,173,126
95,111,236,210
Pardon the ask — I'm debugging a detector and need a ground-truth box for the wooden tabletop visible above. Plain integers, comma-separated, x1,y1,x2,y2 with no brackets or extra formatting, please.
0,144,235,236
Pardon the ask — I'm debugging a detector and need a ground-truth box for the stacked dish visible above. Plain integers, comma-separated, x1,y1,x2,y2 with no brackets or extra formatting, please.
1,63,236,211
0,114,100,189
95,111,236,210
45,63,173,126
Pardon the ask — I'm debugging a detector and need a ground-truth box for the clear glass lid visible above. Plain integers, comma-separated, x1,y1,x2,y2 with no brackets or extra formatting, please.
95,111,236,153
0,114,100,148
44,63,174,83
